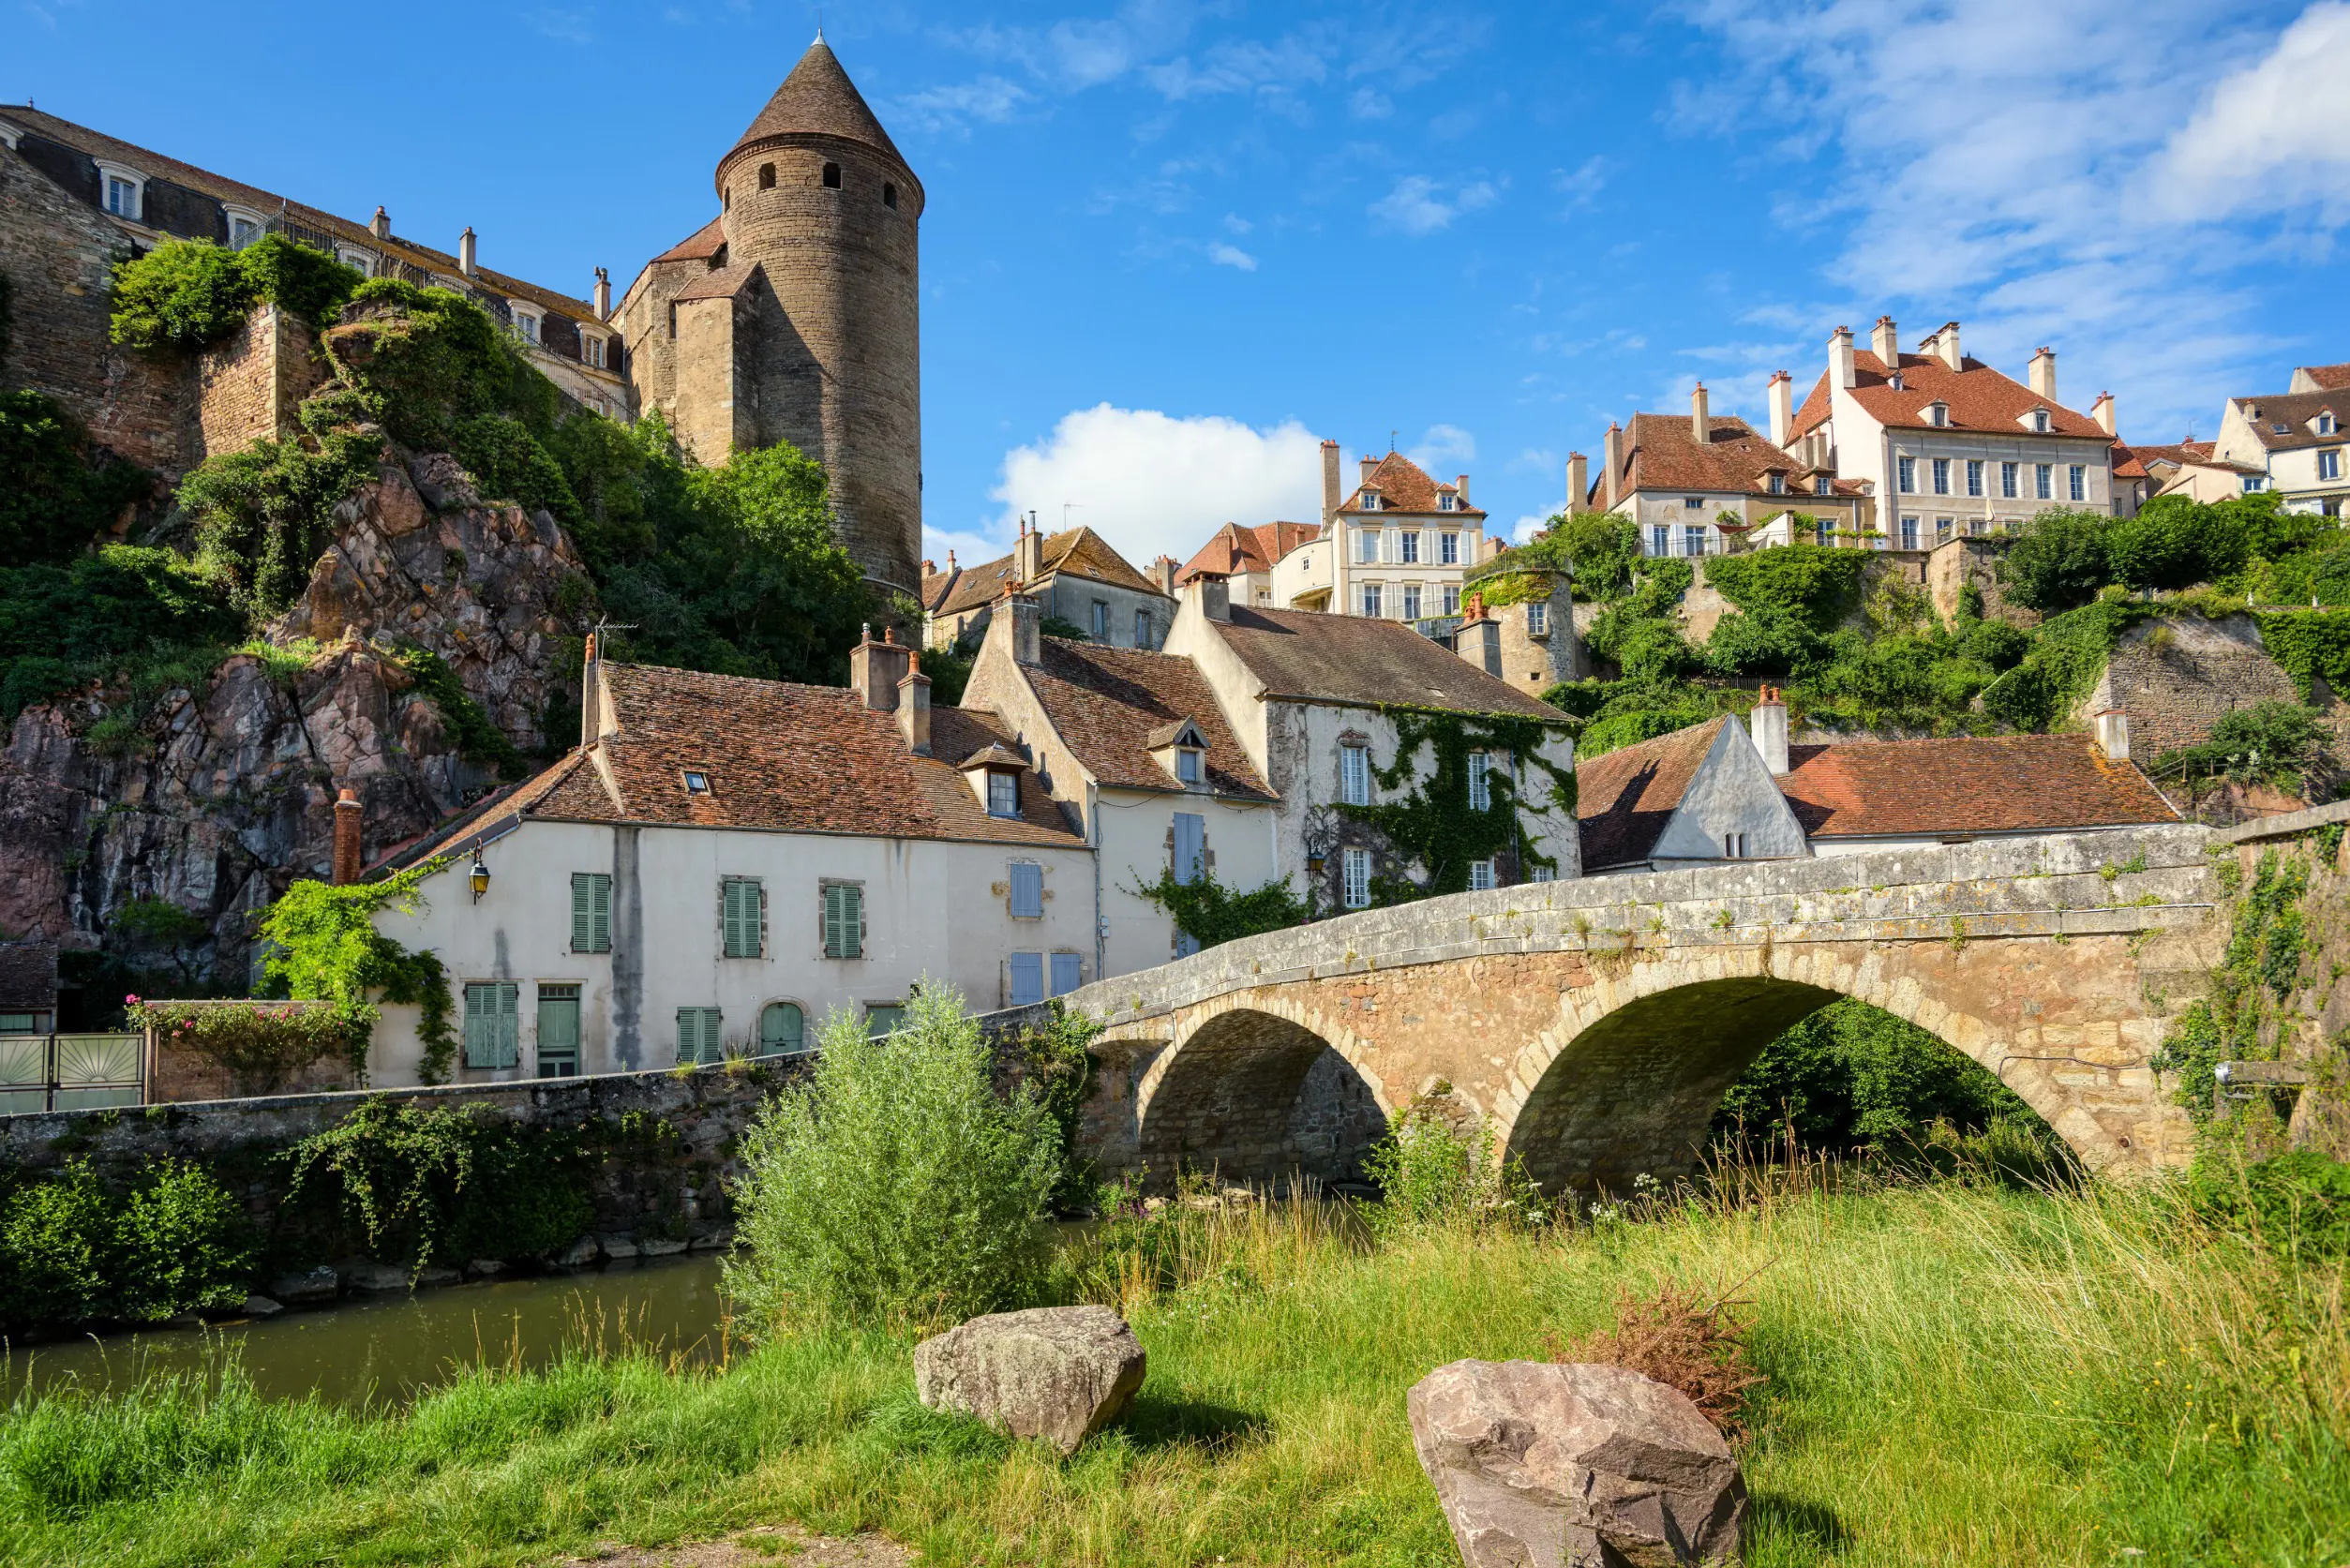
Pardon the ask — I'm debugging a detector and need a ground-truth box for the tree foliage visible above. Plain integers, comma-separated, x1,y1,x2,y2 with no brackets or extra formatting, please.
109,236,364,351
0,389,156,565
1131,866,1313,949
257,859,457,1081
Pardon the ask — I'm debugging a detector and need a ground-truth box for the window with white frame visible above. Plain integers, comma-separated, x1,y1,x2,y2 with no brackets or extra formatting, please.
513,308,541,344
1402,584,1422,620
1650,525,1670,558
2001,460,2020,498
1468,859,1496,891
337,247,375,277
1683,524,1707,557
1360,490,1381,511
1684,495,1703,510
1897,456,1917,493
1901,515,1920,550
1468,752,1490,812
1441,531,1459,564
226,210,262,249
583,335,606,369
1814,475,1832,497
1927,402,1947,426
1767,471,1785,494
99,166,143,221
1527,601,1549,636
1342,846,1372,909
2244,475,2268,493
1340,744,1371,806
986,770,1019,817
1531,864,1555,883
1439,492,1457,511
1937,517,1953,544
1359,582,1383,618
2069,464,2087,501
2321,450,2343,482
2320,413,2338,437
2035,463,2053,500
1931,458,1951,495
1969,517,1988,537
1356,528,1380,564
2033,410,2051,433
1444,585,1461,615
1400,530,1420,564
1966,459,1983,497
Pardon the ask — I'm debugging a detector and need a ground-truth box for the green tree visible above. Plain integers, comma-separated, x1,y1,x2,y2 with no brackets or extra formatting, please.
2000,508,2113,612
0,390,155,565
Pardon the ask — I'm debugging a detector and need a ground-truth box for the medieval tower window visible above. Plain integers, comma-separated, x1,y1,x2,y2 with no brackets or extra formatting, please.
759,163,776,189
883,182,898,208
822,161,842,188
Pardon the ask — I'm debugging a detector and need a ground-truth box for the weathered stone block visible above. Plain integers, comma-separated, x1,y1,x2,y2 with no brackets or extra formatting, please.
913,1306,1147,1456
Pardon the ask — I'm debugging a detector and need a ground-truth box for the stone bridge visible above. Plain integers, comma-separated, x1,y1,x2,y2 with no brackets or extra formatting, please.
1061,824,2224,1194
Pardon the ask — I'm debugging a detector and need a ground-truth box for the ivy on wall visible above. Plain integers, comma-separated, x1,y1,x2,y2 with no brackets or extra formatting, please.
256,857,459,1083
2150,844,2315,1124
1131,866,1314,948
1341,707,1578,902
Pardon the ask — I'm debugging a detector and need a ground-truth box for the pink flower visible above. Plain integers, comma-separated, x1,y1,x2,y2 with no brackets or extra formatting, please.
125,993,141,1005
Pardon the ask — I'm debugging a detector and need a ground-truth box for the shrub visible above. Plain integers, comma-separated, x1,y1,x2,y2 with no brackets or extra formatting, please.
2187,1150,2350,1260
723,985,1063,1334
109,235,362,351
126,998,356,1098
1703,543,1868,631
181,427,383,615
0,545,241,723
2000,508,2113,612
1549,1279,1764,1437
2151,699,2337,799
1132,866,1312,948
0,1159,252,1333
0,389,155,565
255,859,457,1081
1360,1111,1547,1237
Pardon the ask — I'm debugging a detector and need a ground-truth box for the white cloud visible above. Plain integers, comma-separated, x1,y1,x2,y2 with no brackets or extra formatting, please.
1512,507,1563,544
1550,156,1608,210
2151,2,2350,221
1207,242,1259,271
985,405,1325,569
1407,423,1476,471
1369,175,1500,235
891,75,1030,134
1350,85,1392,119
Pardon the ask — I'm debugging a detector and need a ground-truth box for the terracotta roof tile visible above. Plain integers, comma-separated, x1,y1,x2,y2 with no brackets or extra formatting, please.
933,527,1169,618
1789,350,2105,443
2300,363,2350,392
494,663,1082,846
651,217,726,263
1780,733,2178,837
1023,640,1274,799
1609,412,1849,499
1208,606,1567,720
729,39,909,170
2229,391,2347,453
1175,520,1320,584
2120,441,2262,479
1335,451,1486,518
1574,717,1729,871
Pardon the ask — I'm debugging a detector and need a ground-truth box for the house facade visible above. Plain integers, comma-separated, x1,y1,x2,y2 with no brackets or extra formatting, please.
1786,318,2122,548
1583,384,1868,558
1577,694,2177,874
2212,383,2350,518
1315,442,1489,623
922,520,1175,653
960,593,1280,977
2113,441,2269,510
363,635,1093,1084
1174,520,1323,610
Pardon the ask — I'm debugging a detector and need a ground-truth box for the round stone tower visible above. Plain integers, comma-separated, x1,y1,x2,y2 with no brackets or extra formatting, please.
715,37,923,597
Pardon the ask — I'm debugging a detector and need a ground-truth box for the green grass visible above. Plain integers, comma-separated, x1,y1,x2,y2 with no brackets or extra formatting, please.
2,1171,2343,1566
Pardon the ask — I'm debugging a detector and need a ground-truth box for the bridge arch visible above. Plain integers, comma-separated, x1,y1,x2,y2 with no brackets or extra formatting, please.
1127,992,1395,1191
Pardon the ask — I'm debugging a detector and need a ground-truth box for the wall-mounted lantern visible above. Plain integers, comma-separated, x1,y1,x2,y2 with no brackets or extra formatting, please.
469,853,491,903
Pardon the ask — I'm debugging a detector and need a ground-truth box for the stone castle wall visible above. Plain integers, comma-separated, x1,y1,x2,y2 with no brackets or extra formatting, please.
194,304,324,455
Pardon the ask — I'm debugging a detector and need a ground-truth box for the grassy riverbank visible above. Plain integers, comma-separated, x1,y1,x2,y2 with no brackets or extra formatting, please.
2,1166,2344,1567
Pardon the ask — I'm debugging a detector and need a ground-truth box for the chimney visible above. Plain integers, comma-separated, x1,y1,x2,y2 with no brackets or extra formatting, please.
1830,325,1856,391
1602,422,1624,507
921,558,936,576
1566,452,1588,514
1691,382,1712,444
1010,590,1042,665
947,548,958,572
1768,371,1794,448
2092,391,2117,437
848,623,910,711
1749,686,1789,776
458,226,478,276
593,266,611,321
897,653,932,755
332,787,364,886
1193,573,1231,623
2028,346,2057,403
1870,315,1898,369
1014,515,1045,584
1321,438,1343,526
1360,455,1379,485
1151,554,1179,595
2095,708,2131,763
1456,473,1471,506
1457,596,1502,677
1934,321,1962,371
370,205,390,240
579,632,602,748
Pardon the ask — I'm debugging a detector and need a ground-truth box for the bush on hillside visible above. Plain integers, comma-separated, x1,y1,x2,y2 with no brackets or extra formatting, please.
0,1160,253,1332
110,236,363,351
1703,543,1868,631
0,390,156,565
0,545,242,722
2151,699,2337,799
1360,1112,1548,1236
724,985,1063,1334
2000,508,2114,613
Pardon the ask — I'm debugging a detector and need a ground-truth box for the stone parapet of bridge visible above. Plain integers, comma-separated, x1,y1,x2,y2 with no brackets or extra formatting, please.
1062,824,2222,1195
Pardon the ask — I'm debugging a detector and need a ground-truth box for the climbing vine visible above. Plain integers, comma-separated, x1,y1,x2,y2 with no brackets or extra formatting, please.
256,857,459,1083
1130,866,1314,948
2255,609,2350,702
2150,844,2316,1123
1341,708,1577,902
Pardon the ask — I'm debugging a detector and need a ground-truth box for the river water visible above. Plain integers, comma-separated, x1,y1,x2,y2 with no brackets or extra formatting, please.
0,1255,734,1410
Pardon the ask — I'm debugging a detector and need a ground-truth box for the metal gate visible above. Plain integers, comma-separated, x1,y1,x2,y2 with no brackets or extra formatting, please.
0,1033,145,1114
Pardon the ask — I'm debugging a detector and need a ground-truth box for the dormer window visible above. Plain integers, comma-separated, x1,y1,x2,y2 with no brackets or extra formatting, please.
2033,410,2051,433
225,206,264,250
682,770,711,795
1148,718,1211,788
1767,471,1786,494
583,334,606,369
1927,401,1949,427
96,162,145,222
1814,475,1833,497
1360,490,1381,511
1888,371,1905,391
512,307,541,345
1176,749,1202,784
988,771,1018,816
2320,412,2339,437
2274,422,2290,434
960,744,1031,817
1438,492,1457,512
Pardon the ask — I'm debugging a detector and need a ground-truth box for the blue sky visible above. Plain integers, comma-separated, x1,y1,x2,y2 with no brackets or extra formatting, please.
9,0,2347,574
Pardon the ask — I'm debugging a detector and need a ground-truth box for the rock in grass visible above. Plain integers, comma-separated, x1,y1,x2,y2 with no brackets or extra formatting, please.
913,1306,1147,1456
1408,1359,1745,1568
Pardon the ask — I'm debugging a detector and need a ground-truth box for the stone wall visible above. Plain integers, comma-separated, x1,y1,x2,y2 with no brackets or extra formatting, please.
2084,614,2333,771
194,305,324,455
1927,536,2037,627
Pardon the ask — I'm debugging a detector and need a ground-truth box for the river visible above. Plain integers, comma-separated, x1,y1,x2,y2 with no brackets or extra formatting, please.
0,1254,734,1410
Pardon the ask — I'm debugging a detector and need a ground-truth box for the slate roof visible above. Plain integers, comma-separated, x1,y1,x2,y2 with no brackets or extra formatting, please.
1779,733,2179,839
2228,392,2347,454
0,105,603,327
1789,348,2107,444
1023,639,1274,799
931,527,1170,618
1605,411,1853,500
1574,718,1729,871
1175,520,1320,585
671,261,758,303
1334,451,1486,518
1206,606,1568,720
730,38,910,171
410,662,1082,851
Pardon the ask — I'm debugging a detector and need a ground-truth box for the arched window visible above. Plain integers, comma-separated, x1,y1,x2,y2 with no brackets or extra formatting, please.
758,163,775,189
760,1001,806,1054
822,161,841,189
883,182,898,209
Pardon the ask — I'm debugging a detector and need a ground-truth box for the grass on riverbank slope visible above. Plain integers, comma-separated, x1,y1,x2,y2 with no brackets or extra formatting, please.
2,1167,2345,1568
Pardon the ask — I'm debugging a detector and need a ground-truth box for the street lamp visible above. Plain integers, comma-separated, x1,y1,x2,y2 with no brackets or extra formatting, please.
469,853,491,903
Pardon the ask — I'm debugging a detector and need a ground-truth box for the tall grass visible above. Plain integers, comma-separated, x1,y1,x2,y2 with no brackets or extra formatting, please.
1,1165,2343,1566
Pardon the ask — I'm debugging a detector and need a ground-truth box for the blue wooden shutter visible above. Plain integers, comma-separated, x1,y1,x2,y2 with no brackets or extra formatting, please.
1050,952,1083,996
1010,862,1044,918
1173,814,1205,886
1009,952,1044,1007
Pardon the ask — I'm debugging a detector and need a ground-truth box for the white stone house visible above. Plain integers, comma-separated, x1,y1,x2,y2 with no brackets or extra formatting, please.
1315,442,1488,623
1785,317,2123,549
1580,384,1866,559
2212,370,2350,518
960,594,1281,978
362,634,1094,1084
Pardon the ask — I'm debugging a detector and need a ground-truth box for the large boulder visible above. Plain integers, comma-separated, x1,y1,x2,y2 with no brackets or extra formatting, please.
913,1306,1147,1456
1408,1359,1745,1568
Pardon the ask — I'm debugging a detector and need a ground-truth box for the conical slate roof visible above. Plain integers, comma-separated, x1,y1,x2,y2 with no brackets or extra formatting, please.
729,37,907,169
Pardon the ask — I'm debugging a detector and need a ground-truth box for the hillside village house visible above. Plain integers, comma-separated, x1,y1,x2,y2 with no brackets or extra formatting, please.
2111,441,2269,510
1576,694,2178,874
1784,319,2122,550
2212,362,2350,517
360,633,1093,1085
1579,385,1869,558
1314,442,1489,622
922,519,1175,653
961,592,1281,976
1175,521,1325,610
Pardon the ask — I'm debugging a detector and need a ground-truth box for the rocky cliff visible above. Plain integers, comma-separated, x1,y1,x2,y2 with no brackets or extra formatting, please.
0,449,591,1010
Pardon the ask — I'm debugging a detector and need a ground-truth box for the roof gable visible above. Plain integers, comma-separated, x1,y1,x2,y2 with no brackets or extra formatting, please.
1795,349,2105,441
933,526,1168,617
1336,451,1486,518
1021,641,1272,799
1612,412,1844,500
1574,718,1727,870
1207,605,1567,720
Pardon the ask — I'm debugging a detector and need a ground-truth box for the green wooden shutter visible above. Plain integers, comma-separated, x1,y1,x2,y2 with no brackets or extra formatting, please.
825,885,862,960
573,874,612,953
844,884,862,959
463,983,494,1068
723,878,760,959
495,982,519,1068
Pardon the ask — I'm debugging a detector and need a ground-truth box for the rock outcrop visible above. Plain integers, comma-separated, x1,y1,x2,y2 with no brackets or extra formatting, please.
1408,1359,1745,1568
913,1306,1147,1456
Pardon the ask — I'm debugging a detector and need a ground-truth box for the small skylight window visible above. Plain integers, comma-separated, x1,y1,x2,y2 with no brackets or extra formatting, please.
682,770,711,795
